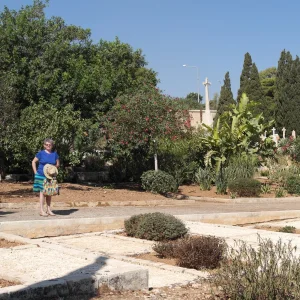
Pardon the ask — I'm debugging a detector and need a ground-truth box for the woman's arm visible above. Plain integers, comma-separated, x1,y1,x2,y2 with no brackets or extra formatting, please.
32,157,39,174
56,159,60,169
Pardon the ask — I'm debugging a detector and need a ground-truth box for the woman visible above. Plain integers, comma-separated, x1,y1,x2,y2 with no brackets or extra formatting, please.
32,138,60,216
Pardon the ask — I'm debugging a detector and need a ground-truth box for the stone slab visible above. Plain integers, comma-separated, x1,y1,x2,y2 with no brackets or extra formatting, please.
0,232,148,300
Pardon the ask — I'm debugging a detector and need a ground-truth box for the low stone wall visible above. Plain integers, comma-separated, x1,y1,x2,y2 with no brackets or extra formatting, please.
76,171,109,183
0,270,148,300
5,174,31,182
4,171,110,183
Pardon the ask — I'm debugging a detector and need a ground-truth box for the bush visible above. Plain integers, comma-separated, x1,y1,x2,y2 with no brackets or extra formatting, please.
153,235,226,270
195,167,214,190
211,236,300,299
125,212,188,241
261,183,271,194
175,236,226,270
124,214,146,237
275,187,287,198
153,240,177,258
228,178,261,197
286,176,300,195
279,226,296,233
141,170,177,194
215,170,227,194
225,155,257,183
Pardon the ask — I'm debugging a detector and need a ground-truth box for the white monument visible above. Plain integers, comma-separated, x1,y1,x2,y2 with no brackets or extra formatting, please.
202,77,213,126
282,127,286,139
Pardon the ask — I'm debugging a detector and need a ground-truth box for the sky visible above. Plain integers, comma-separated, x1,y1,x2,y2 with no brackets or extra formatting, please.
1,0,300,100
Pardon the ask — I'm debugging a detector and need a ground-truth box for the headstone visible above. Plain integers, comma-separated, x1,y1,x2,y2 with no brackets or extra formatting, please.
282,127,286,139
272,128,277,146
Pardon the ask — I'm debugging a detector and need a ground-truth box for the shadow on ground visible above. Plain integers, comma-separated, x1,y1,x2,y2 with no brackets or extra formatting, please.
0,210,15,217
8,256,109,300
52,209,78,216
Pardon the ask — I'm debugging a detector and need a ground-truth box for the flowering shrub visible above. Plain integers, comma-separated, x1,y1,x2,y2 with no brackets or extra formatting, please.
277,136,296,157
104,85,192,157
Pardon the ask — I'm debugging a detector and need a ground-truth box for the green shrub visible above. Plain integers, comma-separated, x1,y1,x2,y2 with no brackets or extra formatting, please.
141,170,177,194
225,155,257,183
195,167,214,190
211,236,300,299
124,214,146,237
279,226,296,233
215,170,227,194
228,178,261,197
153,235,226,270
261,183,271,194
260,169,269,177
275,187,287,198
134,212,188,241
286,176,300,195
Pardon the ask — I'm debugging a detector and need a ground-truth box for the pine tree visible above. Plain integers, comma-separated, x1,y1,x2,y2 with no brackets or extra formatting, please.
214,72,235,121
274,50,293,131
237,52,252,102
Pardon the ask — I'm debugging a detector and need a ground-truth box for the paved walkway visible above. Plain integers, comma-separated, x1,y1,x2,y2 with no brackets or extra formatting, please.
2,201,300,221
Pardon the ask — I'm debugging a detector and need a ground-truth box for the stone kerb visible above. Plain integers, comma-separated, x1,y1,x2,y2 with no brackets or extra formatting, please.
0,270,148,300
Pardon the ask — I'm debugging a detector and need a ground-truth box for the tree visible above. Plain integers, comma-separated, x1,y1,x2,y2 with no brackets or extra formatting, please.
2,102,92,171
103,86,191,180
259,67,276,123
237,53,252,102
247,63,265,116
0,0,159,173
274,50,294,132
175,92,203,110
214,72,235,121
105,86,191,155
210,93,219,110
237,53,265,117
0,1,158,119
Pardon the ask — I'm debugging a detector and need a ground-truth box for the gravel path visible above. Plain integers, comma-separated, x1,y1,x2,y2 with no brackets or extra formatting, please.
2,201,300,221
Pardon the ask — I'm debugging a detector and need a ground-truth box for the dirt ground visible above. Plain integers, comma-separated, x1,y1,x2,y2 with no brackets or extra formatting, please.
94,280,220,300
0,279,20,288
0,238,24,248
0,181,292,204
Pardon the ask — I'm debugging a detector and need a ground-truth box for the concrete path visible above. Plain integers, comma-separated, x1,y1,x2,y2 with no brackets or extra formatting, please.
3,200,300,222
44,232,204,288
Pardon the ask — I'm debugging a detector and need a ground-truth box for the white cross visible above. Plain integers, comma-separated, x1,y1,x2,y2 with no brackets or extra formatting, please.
272,127,276,136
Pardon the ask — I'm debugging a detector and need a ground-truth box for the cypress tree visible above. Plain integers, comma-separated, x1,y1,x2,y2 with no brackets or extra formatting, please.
237,52,252,102
237,53,265,116
274,50,293,131
215,72,235,121
259,67,276,124
285,56,300,134
247,63,265,116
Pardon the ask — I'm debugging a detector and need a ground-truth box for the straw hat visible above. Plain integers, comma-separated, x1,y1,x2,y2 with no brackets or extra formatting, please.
43,164,58,179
